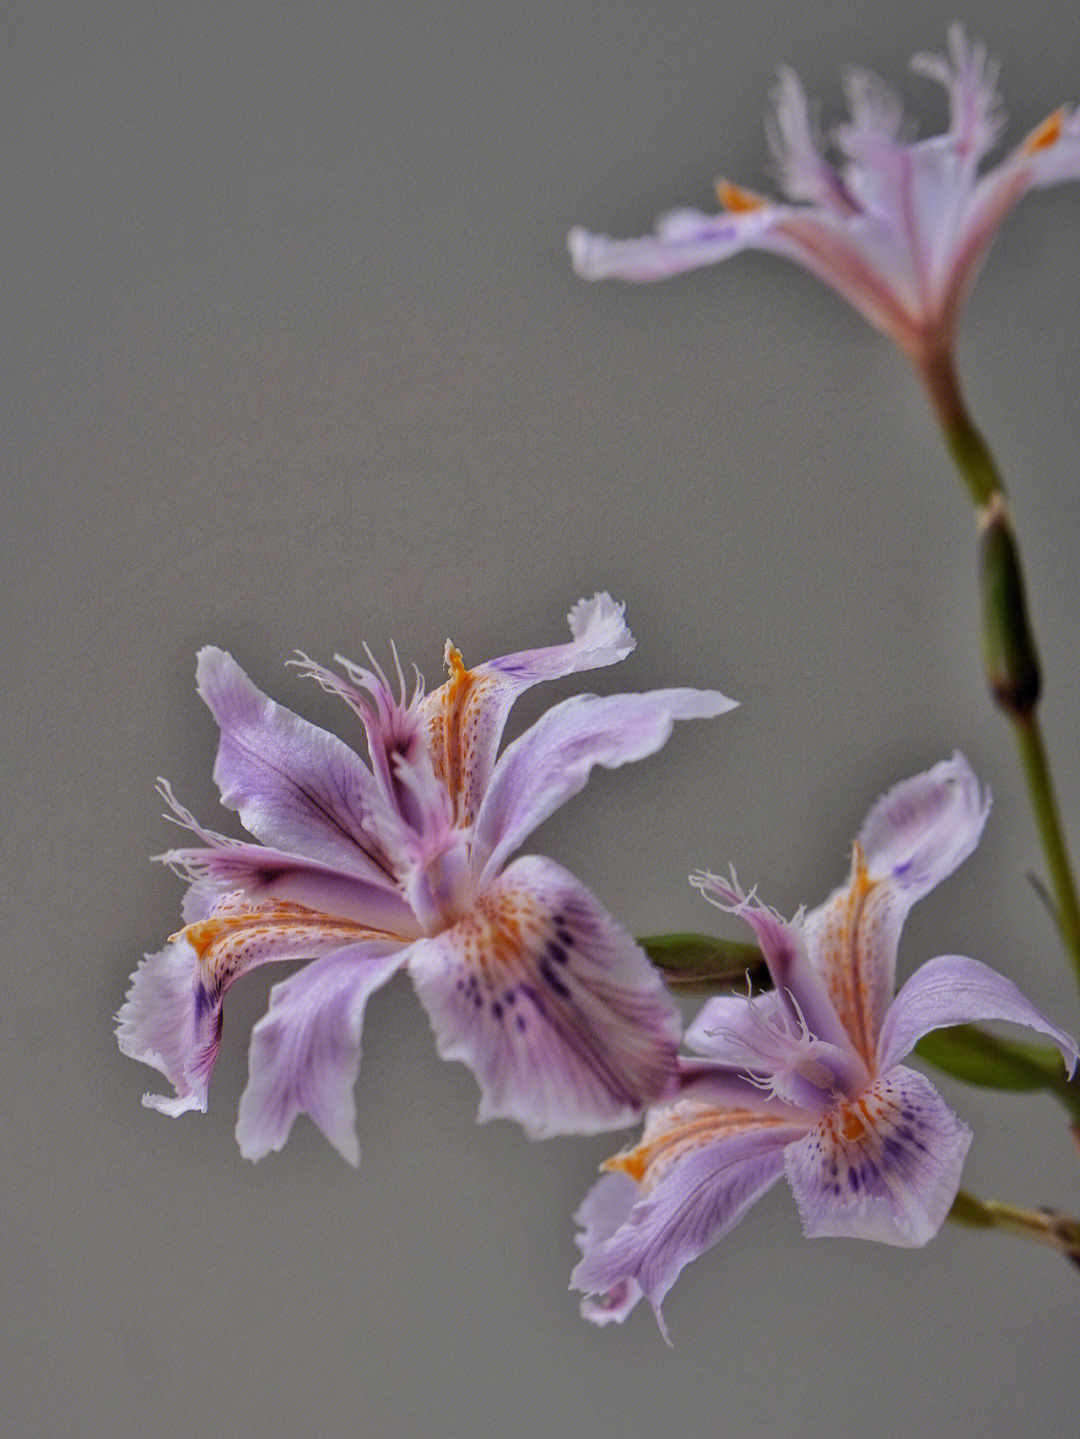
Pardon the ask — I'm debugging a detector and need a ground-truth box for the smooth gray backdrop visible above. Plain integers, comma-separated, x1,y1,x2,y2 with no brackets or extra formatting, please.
4,3,1079,1436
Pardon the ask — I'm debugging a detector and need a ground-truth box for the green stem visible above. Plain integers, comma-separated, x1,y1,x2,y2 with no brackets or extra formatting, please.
949,1189,1080,1268
916,345,1080,991
1012,715,1080,983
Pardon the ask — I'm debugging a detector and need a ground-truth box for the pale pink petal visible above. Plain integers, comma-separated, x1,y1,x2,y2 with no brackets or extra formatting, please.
474,686,734,882
877,954,1079,1076
408,856,682,1137
236,941,408,1165
573,1171,644,1326
196,647,396,882
784,1066,971,1246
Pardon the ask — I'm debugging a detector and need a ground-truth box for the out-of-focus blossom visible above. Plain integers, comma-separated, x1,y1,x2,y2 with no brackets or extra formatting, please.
569,28,1080,377
117,595,735,1164
572,755,1078,1336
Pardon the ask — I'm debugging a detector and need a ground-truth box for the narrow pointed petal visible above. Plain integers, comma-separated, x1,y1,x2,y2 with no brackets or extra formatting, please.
474,686,734,882
572,1118,797,1331
196,647,395,882
784,1066,971,1246
419,593,636,827
235,941,408,1164
408,856,682,1138
573,1172,645,1326
877,954,1079,1076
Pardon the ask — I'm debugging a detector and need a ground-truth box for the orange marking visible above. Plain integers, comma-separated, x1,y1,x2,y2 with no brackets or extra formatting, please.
716,178,767,213
1021,109,1065,154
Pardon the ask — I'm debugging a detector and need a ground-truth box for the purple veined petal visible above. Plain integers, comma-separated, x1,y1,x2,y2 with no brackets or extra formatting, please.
196,647,398,883
690,872,858,1070
408,856,682,1138
573,1171,645,1327
117,892,396,1118
417,593,636,829
572,1117,799,1337
115,940,209,1116
235,940,409,1165
856,752,990,900
877,953,1080,1077
156,782,420,937
784,1065,971,1247
473,686,735,884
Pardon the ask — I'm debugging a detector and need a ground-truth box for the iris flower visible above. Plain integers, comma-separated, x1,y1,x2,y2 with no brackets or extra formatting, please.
116,595,734,1164
569,28,1080,381
572,755,1078,1335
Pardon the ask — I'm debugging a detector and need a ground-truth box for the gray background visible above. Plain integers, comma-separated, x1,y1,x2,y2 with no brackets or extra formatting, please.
4,2,1080,1436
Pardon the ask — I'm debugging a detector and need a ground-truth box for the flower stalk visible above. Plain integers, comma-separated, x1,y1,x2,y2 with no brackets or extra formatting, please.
949,1189,1080,1268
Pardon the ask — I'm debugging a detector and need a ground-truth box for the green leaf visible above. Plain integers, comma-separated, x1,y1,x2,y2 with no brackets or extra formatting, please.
915,1024,1080,1118
639,932,767,992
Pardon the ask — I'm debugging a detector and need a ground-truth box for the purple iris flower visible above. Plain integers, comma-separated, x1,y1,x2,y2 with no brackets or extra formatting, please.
570,28,1080,379
117,594,735,1164
572,755,1078,1337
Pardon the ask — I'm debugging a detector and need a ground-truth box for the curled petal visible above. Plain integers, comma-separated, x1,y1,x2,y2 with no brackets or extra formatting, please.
408,856,682,1138
573,1171,644,1326
572,1121,796,1335
236,941,408,1165
196,647,396,881
785,1066,971,1247
877,954,1079,1076
115,941,214,1117
475,686,735,882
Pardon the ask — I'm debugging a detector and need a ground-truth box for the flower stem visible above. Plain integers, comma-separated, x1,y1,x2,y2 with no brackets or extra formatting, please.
916,346,1080,990
949,1189,1080,1269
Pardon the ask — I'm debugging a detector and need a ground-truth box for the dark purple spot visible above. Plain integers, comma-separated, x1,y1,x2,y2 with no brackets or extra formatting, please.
556,928,574,948
491,1002,503,1020
504,990,516,1006
849,1170,860,1192
516,1014,527,1033
473,994,483,1008
194,983,215,1021
538,957,571,999
547,941,569,966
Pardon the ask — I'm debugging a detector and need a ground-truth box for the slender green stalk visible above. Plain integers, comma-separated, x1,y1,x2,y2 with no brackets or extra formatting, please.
949,1189,1080,1268
916,345,1080,990
1012,714,1080,984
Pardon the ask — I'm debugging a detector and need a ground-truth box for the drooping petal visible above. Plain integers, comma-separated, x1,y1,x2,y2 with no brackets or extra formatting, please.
196,647,397,882
573,1171,645,1326
804,754,990,1065
473,686,735,883
569,204,782,283
784,1065,971,1246
408,856,682,1138
116,940,210,1116
877,954,1079,1076
572,1106,800,1332
418,593,636,828
118,892,393,1118
235,941,408,1165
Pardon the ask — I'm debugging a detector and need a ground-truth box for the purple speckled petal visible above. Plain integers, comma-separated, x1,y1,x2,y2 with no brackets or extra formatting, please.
573,1171,645,1326
474,687,734,882
877,954,1079,1076
785,1066,971,1246
196,647,397,882
408,856,682,1138
236,941,408,1165
572,1120,797,1335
